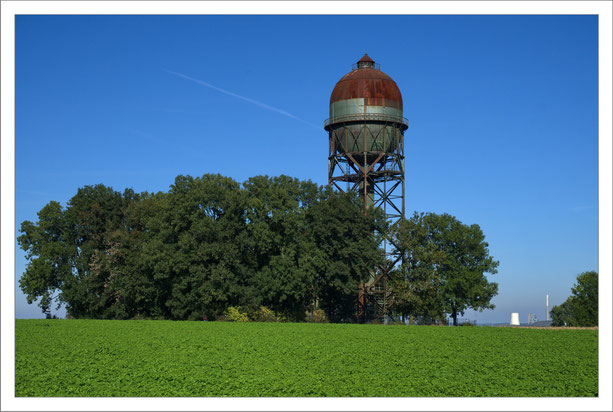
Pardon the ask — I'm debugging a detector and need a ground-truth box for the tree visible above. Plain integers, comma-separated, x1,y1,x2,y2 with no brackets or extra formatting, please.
241,176,382,322
160,174,249,320
391,212,499,326
241,175,319,320
18,185,140,318
18,201,74,317
305,188,385,322
551,271,598,327
389,217,446,324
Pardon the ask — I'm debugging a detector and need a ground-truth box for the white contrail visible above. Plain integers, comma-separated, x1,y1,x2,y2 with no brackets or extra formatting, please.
164,69,319,129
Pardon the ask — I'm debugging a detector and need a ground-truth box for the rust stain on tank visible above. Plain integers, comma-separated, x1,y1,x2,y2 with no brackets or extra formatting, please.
330,68,403,110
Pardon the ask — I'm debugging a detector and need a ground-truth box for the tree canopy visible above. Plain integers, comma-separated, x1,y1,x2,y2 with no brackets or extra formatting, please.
389,212,499,325
550,271,598,327
19,176,500,324
18,175,381,321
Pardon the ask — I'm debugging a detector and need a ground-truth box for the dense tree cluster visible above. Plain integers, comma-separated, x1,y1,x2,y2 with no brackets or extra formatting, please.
19,174,384,322
550,271,598,327
19,175,501,324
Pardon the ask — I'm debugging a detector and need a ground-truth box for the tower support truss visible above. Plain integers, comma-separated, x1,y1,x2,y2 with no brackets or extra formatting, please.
325,115,408,323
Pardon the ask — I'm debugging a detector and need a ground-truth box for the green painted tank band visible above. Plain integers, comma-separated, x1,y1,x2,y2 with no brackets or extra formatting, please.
330,99,403,119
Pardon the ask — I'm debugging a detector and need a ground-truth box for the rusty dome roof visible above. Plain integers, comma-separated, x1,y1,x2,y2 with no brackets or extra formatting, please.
330,55,403,109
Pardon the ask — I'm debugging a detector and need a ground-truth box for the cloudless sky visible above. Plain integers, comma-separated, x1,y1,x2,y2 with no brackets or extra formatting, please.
15,15,598,323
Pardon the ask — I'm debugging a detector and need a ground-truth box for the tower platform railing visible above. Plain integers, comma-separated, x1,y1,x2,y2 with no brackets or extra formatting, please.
351,63,381,71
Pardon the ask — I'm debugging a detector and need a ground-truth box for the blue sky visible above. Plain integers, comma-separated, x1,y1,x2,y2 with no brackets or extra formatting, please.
14,15,598,323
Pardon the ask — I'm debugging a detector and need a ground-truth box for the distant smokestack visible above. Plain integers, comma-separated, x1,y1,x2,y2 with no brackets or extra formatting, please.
546,294,549,321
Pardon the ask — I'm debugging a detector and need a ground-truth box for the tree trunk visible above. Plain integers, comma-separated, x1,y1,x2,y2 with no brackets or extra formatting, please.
452,310,458,326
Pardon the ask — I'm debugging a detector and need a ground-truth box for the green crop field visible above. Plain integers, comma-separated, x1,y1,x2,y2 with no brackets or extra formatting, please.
15,319,598,397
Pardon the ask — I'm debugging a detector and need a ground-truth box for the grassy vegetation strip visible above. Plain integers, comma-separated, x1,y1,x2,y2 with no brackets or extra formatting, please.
15,320,598,397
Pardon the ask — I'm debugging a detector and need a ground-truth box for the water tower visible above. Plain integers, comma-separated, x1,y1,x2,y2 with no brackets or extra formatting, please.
324,54,408,322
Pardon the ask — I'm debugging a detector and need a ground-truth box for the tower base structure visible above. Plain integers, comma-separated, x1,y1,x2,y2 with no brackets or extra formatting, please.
326,116,407,323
